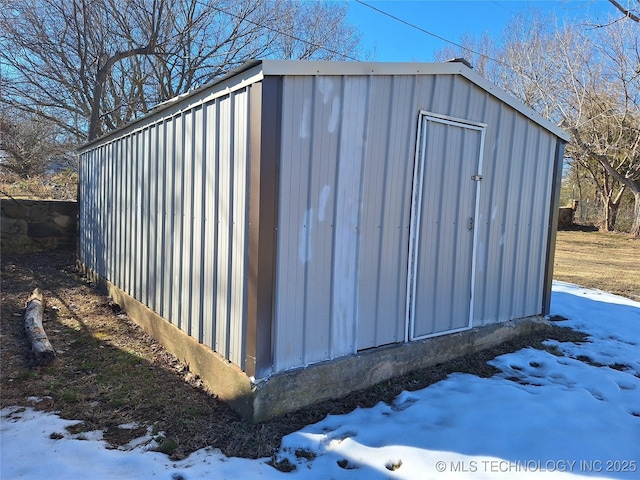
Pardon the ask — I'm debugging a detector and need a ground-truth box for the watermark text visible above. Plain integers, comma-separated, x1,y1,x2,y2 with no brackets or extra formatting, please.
434,459,637,474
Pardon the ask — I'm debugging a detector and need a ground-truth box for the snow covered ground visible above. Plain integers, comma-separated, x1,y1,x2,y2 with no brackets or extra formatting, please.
2,281,639,479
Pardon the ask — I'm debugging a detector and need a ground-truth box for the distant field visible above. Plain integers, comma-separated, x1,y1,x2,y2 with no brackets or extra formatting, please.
553,230,640,301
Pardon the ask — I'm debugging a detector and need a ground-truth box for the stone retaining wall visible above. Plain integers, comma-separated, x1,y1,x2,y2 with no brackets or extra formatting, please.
1,199,77,253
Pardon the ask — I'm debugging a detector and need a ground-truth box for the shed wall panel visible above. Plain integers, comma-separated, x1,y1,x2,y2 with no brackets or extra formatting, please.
273,72,560,373
123,136,133,296
274,76,335,370
304,78,339,361
170,115,183,329
357,77,394,349
202,102,218,349
78,87,252,368
215,98,231,357
181,112,194,334
471,110,558,326
357,75,415,349
191,106,205,344
162,119,174,321
274,74,418,370
230,92,249,367
140,129,149,307
146,125,156,312
332,76,369,358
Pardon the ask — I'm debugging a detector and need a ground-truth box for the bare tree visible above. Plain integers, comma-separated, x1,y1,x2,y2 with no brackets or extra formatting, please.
0,0,172,140
0,0,360,143
433,11,572,122
433,32,497,79
0,108,76,177
562,19,640,235
269,0,360,60
148,0,359,99
567,93,639,232
435,12,640,235
147,0,282,101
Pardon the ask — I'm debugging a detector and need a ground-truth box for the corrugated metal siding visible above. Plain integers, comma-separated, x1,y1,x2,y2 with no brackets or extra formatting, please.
79,88,252,368
274,76,339,369
273,72,559,373
356,75,416,350
274,74,418,371
472,113,557,325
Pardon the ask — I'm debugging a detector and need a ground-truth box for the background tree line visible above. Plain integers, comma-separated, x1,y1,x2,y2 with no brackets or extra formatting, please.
436,1,640,235
1,0,638,234
0,0,359,178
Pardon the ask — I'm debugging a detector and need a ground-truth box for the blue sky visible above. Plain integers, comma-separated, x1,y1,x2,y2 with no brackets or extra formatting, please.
347,0,616,62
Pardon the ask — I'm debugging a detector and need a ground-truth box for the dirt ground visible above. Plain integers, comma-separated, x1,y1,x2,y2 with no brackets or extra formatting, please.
1,249,587,461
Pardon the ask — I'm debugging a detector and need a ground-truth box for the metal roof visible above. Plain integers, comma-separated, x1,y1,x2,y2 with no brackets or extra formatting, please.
79,59,569,151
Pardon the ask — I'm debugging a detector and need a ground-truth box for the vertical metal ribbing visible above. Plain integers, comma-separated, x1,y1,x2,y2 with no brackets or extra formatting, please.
191,106,205,344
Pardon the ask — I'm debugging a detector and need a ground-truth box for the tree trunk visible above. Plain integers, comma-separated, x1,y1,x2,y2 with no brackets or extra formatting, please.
598,182,628,232
599,193,619,232
631,192,640,237
607,199,619,232
24,288,55,366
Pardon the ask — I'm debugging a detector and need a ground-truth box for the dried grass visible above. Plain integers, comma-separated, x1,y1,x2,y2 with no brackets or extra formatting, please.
0,171,77,201
554,230,640,301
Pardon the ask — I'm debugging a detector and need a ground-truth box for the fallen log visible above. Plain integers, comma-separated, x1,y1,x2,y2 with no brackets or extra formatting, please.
24,288,55,366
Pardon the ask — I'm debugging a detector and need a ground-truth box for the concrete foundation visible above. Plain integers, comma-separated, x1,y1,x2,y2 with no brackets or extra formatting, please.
81,263,549,422
252,315,549,421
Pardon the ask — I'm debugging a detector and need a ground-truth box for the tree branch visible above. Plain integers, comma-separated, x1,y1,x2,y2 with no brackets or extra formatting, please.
570,126,640,195
608,0,640,23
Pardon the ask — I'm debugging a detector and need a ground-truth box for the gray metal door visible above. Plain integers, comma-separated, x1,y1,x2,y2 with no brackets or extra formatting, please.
408,113,485,340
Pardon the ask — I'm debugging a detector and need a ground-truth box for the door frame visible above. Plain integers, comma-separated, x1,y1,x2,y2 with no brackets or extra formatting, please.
406,111,486,341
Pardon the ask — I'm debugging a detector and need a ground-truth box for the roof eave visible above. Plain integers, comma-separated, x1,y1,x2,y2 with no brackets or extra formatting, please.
78,59,570,152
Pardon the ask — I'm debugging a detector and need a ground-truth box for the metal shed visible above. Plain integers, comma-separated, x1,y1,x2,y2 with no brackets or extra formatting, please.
78,59,569,421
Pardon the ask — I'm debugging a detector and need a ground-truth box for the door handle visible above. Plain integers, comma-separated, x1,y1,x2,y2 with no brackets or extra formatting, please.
468,217,474,230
